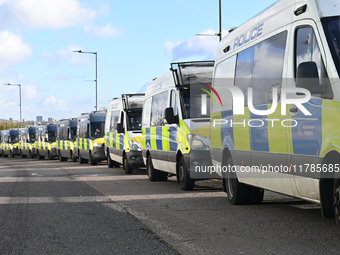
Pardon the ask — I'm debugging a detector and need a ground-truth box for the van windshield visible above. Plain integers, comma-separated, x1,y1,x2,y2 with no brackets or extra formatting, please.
179,85,211,119
127,114,142,131
48,131,57,143
10,134,19,143
91,122,105,138
323,16,340,76
70,127,77,140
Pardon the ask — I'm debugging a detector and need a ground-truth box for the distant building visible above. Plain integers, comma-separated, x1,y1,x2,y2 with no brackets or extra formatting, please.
48,117,54,122
9,118,13,122
36,116,43,122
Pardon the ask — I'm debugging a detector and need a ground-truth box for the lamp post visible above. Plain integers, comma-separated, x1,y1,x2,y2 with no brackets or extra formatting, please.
4,83,22,126
73,50,98,111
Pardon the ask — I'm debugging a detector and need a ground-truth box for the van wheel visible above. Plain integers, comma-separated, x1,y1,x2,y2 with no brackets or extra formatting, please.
224,158,251,205
79,151,88,164
71,151,77,162
10,150,15,158
59,151,67,161
248,187,264,204
3,151,8,158
48,151,53,160
20,150,26,158
37,150,45,160
178,157,195,190
123,155,133,174
29,150,34,158
107,151,114,168
159,171,168,182
333,178,340,227
89,151,97,165
147,154,160,181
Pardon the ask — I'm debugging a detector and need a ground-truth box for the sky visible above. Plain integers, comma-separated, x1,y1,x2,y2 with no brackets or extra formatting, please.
0,0,277,122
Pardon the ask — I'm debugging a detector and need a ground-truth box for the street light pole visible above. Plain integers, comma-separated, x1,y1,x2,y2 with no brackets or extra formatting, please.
4,83,22,127
73,50,98,111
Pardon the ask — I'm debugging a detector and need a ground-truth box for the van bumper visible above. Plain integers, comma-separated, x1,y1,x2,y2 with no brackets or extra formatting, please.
183,150,216,179
126,150,144,168
92,146,106,161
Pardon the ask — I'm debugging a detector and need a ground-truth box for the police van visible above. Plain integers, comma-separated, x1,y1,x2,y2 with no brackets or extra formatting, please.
57,118,78,162
142,61,214,190
18,127,37,158
76,111,106,165
35,124,58,160
105,94,145,174
1,129,19,157
211,0,340,225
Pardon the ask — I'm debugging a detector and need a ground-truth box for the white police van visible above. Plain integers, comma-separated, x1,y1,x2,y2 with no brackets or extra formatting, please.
211,0,340,226
142,61,214,190
105,94,145,174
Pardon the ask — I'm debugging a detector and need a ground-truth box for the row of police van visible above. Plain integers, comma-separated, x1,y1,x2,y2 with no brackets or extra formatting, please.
3,0,340,227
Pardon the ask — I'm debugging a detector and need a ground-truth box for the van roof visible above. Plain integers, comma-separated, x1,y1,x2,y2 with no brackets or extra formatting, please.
216,0,331,61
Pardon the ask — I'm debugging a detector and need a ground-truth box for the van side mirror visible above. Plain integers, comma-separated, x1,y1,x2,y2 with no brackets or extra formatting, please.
117,123,124,133
296,61,325,95
164,107,174,124
44,137,48,142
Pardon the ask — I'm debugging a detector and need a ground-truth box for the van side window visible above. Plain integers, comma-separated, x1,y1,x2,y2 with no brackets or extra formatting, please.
235,31,287,106
295,26,332,98
151,91,168,127
109,111,120,132
170,90,178,117
142,98,152,128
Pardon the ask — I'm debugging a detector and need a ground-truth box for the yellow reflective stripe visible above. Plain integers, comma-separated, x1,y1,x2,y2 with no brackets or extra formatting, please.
233,108,250,150
150,127,157,150
267,103,289,154
84,139,88,150
178,122,190,153
162,126,170,151
320,100,340,157
89,139,93,150
115,133,120,149
211,112,222,149
142,128,146,149
109,132,114,148
124,131,130,151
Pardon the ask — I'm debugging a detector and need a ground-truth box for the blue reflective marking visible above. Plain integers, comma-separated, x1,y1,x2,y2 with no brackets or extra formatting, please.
291,99,322,156
250,105,269,152
156,127,163,150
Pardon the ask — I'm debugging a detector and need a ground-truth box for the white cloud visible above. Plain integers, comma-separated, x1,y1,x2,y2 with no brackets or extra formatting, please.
0,30,32,72
1,0,96,29
84,23,122,38
165,29,222,61
41,45,92,67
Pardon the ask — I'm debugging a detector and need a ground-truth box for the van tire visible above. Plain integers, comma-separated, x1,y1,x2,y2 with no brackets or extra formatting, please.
123,155,133,174
159,171,168,182
107,151,114,168
37,150,44,160
333,178,340,227
59,151,67,161
147,154,160,181
224,158,250,205
20,150,26,158
248,187,264,204
178,157,195,190
79,151,88,164
89,151,97,165
71,151,77,162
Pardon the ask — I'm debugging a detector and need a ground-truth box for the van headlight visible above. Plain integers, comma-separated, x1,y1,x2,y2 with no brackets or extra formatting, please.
187,134,210,151
93,143,102,147
129,140,142,151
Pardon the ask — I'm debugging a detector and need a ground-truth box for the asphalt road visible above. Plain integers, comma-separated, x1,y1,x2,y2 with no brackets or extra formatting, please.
1,157,340,255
